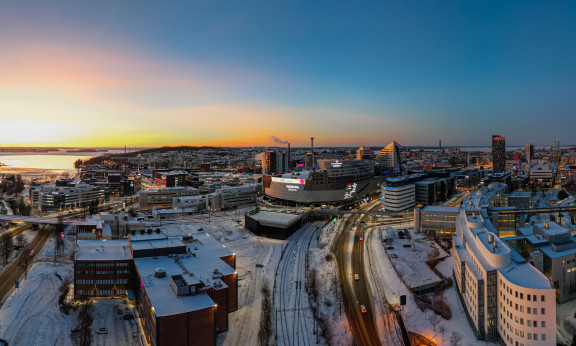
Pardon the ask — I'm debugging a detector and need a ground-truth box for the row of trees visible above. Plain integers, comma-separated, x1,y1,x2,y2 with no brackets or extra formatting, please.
0,232,27,266
0,174,25,194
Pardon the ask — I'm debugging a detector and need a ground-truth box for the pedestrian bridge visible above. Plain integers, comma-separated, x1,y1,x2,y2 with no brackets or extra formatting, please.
0,214,82,225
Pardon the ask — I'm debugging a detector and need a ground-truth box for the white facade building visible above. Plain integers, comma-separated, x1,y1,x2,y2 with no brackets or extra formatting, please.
453,188,556,344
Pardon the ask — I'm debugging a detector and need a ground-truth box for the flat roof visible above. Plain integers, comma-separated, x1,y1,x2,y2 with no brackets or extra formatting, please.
76,240,131,261
131,238,186,251
422,206,460,213
129,232,167,242
247,210,305,227
135,256,217,317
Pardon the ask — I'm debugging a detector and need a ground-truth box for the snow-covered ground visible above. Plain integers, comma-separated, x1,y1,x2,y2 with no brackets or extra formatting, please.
128,215,287,346
308,220,354,346
367,225,498,346
274,222,323,346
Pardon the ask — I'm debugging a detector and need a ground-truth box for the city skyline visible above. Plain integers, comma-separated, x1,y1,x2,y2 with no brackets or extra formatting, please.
2,1,576,147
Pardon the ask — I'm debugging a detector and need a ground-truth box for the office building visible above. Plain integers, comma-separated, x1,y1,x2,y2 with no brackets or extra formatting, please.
262,151,288,174
453,189,555,344
356,146,374,160
492,135,506,173
525,143,534,163
379,141,402,175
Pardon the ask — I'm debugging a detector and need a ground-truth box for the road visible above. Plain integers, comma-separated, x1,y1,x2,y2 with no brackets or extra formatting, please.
0,226,52,304
334,201,382,346
274,222,321,346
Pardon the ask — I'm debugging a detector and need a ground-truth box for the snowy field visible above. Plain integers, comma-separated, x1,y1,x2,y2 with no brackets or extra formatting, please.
0,228,144,346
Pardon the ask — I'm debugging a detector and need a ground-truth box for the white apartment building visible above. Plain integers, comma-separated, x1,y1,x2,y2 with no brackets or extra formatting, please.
453,188,556,344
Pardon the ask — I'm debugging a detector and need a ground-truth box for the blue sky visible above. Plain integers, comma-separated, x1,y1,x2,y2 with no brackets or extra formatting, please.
1,1,575,147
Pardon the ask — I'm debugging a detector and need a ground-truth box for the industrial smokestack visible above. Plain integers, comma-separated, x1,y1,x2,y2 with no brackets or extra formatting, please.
287,143,291,170
311,137,314,153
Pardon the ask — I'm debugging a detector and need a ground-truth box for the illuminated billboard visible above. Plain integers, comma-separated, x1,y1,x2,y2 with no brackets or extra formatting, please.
271,177,306,184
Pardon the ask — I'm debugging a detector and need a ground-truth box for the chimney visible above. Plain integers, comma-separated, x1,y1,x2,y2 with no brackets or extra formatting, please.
287,143,291,170
311,137,314,153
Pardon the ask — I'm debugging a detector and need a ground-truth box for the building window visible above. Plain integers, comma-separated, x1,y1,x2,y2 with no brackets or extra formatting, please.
527,307,531,314
542,334,546,341
533,294,536,301
542,321,546,328
527,295,531,301
541,308,545,315
541,295,545,302
528,333,532,340
528,321,531,327
534,334,538,341
520,293,523,299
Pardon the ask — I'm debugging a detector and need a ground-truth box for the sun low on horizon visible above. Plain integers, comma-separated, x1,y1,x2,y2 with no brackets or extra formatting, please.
1,1,576,148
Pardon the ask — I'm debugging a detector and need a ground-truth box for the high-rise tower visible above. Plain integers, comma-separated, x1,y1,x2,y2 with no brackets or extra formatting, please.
492,135,506,173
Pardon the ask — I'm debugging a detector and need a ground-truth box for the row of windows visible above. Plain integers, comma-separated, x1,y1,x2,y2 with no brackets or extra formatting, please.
76,289,126,296
501,324,547,344
76,279,129,285
76,270,131,275
76,262,130,267
500,294,546,315
500,279,546,302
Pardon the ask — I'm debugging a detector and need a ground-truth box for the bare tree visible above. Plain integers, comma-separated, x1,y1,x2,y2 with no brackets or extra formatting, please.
258,281,272,346
72,300,94,346
16,233,27,249
438,324,446,337
0,233,14,266
449,330,463,346
428,313,441,332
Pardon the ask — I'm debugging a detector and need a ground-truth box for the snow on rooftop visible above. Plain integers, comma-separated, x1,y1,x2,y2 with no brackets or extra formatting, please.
248,210,305,227
422,205,459,213
76,239,131,261
130,238,185,251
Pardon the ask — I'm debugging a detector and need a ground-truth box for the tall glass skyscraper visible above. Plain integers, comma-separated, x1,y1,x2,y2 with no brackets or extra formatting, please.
492,135,506,173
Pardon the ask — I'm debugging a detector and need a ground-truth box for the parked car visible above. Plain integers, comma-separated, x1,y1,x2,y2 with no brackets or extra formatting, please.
255,263,264,268
123,315,135,320
96,328,108,335
386,246,394,250
390,254,398,259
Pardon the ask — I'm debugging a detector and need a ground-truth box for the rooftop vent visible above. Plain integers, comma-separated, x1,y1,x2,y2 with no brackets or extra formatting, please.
155,228,161,233
140,229,145,234
147,228,153,234
154,268,167,278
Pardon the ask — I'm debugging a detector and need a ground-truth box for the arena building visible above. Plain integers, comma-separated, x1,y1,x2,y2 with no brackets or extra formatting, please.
263,159,377,207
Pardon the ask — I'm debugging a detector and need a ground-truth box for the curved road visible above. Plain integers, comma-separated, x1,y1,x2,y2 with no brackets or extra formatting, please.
335,205,381,346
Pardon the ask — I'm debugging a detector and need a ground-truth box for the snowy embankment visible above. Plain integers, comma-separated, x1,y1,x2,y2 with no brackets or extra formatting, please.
308,219,354,346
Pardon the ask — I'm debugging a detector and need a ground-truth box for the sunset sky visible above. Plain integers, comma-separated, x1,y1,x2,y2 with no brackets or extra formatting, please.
1,1,576,147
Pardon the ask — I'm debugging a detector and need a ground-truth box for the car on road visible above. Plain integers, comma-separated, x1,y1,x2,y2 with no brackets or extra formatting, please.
354,274,359,281
96,328,108,334
359,237,364,241
386,246,394,250
123,314,135,320
390,254,398,258
360,305,367,313
255,263,264,268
